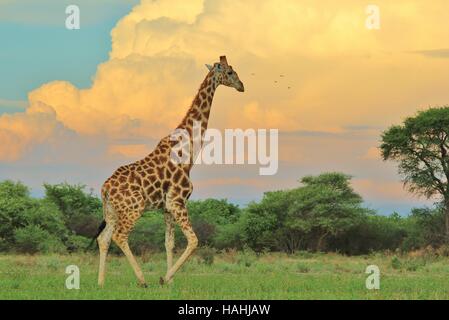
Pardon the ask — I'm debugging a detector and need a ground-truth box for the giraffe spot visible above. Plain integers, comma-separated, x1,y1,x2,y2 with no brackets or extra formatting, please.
150,190,162,201
146,186,154,195
191,109,199,118
173,169,182,182
119,176,127,183
154,181,161,188
146,167,154,174
180,176,190,188
162,181,170,192
109,188,117,196
167,161,176,171
165,169,172,179
157,167,165,179
182,189,191,198
173,185,182,195
207,96,212,104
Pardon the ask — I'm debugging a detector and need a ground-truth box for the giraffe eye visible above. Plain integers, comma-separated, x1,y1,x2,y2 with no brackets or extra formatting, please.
227,71,233,75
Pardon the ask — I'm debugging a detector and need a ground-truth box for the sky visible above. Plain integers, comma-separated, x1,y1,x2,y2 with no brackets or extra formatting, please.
1,0,449,214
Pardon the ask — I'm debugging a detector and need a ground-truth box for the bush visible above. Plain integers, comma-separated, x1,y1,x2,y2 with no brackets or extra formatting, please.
213,221,245,250
64,235,90,252
14,225,66,254
129,212,165,254
391,256,402,270
237,247,257,267
44,183,103,237
296,262,310,273
197,246,215,265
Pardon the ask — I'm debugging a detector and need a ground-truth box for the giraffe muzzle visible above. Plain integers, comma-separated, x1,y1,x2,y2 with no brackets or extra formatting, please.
236,82,245,92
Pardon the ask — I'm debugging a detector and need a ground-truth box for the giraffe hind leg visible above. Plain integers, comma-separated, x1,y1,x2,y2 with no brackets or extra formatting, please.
97,221,115,287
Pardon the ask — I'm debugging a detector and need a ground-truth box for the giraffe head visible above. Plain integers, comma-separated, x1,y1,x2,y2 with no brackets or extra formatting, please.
206,56,244,92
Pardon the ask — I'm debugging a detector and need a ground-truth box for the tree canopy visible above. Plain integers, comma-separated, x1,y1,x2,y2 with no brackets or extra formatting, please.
381,106,449,236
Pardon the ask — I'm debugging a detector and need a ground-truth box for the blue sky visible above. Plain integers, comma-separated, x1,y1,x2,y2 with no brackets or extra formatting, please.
0,1,138,106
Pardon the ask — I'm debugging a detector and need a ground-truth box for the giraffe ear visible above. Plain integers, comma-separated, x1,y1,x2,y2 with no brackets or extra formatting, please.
205,64,213,71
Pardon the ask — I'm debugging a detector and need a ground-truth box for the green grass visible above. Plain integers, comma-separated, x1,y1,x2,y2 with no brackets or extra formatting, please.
1,251,449,299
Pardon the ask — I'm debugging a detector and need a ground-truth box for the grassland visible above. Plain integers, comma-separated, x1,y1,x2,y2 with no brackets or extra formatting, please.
1,250,449,300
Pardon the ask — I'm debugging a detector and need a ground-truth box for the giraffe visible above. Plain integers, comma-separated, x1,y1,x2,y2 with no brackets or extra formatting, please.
96,56,244,287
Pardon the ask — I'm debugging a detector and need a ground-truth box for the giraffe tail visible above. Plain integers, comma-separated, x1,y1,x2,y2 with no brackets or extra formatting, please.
85,220,107,251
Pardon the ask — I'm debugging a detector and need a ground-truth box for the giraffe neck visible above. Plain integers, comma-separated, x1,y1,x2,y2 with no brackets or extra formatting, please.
176,71,217,148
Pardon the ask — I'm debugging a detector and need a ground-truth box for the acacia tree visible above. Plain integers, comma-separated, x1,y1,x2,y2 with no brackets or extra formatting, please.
380,107,449,238
288,172,366,251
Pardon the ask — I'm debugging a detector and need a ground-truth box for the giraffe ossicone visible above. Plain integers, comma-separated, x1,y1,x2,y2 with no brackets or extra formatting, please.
96,56,244,287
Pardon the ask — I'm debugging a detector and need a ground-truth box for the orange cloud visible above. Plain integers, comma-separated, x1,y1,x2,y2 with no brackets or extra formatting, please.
361,146,382,160
0,102,68,161
108,144,151,158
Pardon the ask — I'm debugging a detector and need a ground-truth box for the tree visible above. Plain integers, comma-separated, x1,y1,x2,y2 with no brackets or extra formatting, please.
242,173,367,253
288,173,366,251
0,181,68,250
44,183,102,237
242,191,291,252
187,199,241,247
380,107,449,238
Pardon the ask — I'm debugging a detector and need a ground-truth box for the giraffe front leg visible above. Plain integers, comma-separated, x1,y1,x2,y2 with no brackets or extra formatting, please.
161,204,198,285
164,211,175,284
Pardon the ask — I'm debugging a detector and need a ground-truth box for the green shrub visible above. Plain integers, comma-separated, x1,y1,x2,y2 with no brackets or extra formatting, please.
64,234,90,252
391,256,402,270
237,247,257,267
129,212,165,254
14,225,66,254
296,262,310,273
197,246,216,265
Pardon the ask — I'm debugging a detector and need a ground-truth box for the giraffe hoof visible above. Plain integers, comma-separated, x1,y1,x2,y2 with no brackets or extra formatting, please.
138,282,148,288
159,277,165,286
